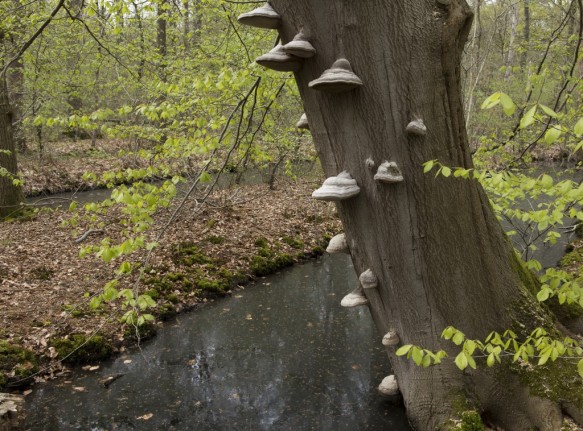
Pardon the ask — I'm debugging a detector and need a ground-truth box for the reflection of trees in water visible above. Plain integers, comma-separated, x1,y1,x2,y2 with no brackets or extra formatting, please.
25,256,410,430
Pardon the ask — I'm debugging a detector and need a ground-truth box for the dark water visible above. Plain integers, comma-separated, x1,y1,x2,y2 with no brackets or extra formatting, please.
24,254,412,431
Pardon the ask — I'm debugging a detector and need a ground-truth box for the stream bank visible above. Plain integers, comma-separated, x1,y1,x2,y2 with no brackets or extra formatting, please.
0,181,341,390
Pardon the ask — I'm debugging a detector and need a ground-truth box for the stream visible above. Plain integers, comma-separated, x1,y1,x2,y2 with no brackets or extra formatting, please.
21,164,582,430
24,254,412,430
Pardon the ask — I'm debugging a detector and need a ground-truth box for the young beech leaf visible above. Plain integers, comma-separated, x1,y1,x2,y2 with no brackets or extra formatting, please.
578,359,583,378
539,104,558,118
454,352,468,370
574,118,583,137
423,160,434,174
486,353,495,367
499,93,516,116
520,105,537,129
481,92,501,110
544,127,562,145
396,344,413,356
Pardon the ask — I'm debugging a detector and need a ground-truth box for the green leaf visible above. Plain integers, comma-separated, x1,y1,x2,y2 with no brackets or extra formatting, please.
396,344,413,356
520,105,537,129
423,160,435,174
200,171,212,183
578,359,583,378
574,118,583,136
486,353,495,367
422,354,432,368
412,347,423,366
452,331,465,346
536,287,550,302
466,352,477,369
500,93,516,116
90,296,102,309
544,127,562,145
539,104,558,118
454,352,468,370
481,92,501,110
441,166,451,177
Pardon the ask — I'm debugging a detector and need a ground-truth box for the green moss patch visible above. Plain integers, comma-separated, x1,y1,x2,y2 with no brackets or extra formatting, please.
0,340,38,388
50,334,113,364
171,242,214,266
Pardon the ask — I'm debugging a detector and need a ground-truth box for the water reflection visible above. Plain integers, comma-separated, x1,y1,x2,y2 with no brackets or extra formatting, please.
25,254,412,430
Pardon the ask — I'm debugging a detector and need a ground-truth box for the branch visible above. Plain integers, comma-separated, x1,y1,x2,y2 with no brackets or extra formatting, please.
62,6,137,79
1,0,66,78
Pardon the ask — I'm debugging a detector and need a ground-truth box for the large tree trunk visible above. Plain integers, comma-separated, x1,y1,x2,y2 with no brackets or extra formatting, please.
0,74,24,219
270,0,582,429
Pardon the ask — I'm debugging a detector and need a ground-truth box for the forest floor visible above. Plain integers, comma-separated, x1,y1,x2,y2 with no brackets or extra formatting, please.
1,140,344,389
1,138,582,394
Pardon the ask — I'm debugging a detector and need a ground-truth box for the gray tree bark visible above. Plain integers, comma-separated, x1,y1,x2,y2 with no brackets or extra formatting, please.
269,0,583,429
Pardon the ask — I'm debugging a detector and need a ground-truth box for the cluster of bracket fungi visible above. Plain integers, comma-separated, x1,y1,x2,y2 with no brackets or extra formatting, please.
238,1,431,399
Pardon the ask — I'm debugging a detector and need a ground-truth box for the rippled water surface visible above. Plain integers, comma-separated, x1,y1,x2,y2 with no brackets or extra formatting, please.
25,254,412,430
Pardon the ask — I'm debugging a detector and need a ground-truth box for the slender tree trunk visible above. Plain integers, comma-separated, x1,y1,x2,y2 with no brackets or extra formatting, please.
521,0,531,70
505,2,519,80
7,58,25,152
0,74,24,218
157,0,168,81
270,0,583,429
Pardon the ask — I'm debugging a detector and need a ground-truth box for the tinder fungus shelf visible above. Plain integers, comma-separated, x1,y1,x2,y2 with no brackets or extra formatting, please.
340,288,369,308
382,330,400,347
296,113,309,130
378,375,400,396
309,58,363,93
406,119,427,137
374,161,404,183
312,171,360,201
237,3,281,29
256,45,303,72
359,269,378,290
282,32,316,58
326,233,349,254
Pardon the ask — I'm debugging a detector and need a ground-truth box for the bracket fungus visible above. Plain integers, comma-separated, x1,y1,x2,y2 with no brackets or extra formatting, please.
374,161,404,183
282,32,316,58
296,113,309,130
406,119,427,137
340,288,369,308
382,330,400,346
326,233,349,254
237,3,281,29
312,171,360,201
378,375,400,396
359,269,378,289
256,45,303,72
308,58,363,93
365,157,375,169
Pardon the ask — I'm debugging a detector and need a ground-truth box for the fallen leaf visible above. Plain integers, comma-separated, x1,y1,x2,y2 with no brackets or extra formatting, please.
72,386,87,392
137,413,154,420
22,389,33,396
